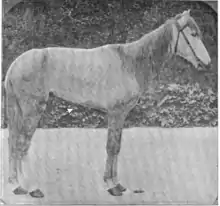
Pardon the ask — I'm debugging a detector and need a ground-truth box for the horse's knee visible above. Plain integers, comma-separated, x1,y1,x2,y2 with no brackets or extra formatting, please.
106,138,121,155
106,127,122,155
106,146,121,156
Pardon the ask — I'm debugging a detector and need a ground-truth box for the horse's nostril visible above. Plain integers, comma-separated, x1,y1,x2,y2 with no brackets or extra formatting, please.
204,64,209,70
206,62,212,70
198,62,211,71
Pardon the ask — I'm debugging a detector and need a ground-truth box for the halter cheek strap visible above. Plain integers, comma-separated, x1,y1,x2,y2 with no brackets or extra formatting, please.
174,22,187,53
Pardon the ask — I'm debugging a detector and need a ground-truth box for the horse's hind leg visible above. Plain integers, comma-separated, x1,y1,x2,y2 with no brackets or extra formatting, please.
8,131,20,187
16,115,45,198
7,95,47,198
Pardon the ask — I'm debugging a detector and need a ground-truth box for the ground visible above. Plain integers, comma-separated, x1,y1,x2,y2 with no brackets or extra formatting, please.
1,127,218,204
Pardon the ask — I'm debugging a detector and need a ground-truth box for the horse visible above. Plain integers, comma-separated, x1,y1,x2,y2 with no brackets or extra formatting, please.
4,10,211,198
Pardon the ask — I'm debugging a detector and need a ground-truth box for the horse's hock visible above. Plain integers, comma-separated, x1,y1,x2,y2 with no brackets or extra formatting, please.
2,127,217,204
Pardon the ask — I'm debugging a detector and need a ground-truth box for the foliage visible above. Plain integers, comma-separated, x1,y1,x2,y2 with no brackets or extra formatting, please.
2,0,218,128
138,84,217,128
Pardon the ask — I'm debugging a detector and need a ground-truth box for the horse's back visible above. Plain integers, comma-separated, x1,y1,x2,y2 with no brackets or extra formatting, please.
46,45,122,72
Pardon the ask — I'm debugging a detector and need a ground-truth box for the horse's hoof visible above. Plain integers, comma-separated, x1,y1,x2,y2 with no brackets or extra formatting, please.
29,189,44,198
133,188,145,193
8,177,18,184
107,186,123,196
116,183,126,192
13,186,28,195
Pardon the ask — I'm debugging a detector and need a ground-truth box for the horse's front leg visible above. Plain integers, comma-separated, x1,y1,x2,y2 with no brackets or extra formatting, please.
104,112,127,196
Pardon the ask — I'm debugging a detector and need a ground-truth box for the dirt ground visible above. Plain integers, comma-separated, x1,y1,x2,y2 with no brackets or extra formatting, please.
0,127,217,205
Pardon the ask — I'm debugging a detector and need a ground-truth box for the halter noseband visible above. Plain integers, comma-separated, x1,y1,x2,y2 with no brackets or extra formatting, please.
174,21,206,69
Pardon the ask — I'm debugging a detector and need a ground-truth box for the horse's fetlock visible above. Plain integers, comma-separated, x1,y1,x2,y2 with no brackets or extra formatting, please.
106,147,120,156
8,176,18,184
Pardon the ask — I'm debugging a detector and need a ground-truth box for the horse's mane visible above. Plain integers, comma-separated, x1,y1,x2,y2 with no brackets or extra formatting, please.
123,17,175,64
118,18,175,89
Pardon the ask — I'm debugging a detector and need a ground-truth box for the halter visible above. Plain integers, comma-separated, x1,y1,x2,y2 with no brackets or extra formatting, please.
174,20,207,69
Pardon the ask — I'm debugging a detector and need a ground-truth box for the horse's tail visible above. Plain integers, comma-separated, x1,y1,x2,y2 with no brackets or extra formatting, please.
4,78,23,131
2,80,7,127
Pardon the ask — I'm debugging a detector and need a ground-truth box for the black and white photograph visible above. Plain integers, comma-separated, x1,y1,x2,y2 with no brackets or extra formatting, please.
1,0,218,204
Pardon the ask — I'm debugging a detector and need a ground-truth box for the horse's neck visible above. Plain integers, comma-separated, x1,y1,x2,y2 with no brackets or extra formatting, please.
123,22,174,90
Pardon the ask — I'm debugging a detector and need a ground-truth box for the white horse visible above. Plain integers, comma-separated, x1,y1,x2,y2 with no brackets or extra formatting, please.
5,10,211,197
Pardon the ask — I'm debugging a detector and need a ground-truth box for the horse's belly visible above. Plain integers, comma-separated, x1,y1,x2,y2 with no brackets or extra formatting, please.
49,74,140,110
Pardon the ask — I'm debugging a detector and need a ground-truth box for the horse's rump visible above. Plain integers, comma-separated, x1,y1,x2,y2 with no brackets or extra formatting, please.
5,48,48,94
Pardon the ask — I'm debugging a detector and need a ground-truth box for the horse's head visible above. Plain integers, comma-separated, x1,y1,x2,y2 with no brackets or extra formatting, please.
172,10,211,71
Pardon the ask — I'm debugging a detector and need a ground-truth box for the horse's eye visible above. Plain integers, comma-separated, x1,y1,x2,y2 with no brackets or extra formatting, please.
191,32,197,37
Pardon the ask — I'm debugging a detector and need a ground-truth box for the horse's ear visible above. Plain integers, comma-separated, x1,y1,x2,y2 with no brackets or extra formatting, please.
177,10,190,27
182,9,190,16
174,9,189,20
187,9,191,15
